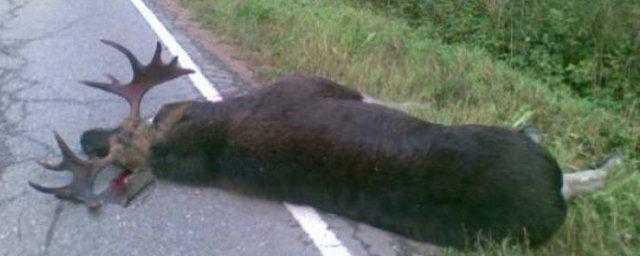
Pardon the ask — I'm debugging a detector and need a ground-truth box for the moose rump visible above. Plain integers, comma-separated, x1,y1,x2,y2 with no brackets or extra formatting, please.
148,76,567,248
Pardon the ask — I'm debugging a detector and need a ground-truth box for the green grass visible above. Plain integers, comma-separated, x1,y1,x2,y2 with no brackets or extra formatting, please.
358,0,640,113
179,0,639,254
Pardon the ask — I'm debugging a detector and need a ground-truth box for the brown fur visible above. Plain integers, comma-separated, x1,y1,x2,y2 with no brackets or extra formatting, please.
87,76,567,248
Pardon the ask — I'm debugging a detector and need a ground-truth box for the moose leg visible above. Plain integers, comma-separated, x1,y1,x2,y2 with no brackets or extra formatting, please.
562,152,622,199
514,124,621,199
517,125,542,144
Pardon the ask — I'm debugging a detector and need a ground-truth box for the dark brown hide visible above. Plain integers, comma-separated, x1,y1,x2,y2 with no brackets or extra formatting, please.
140,76,566,248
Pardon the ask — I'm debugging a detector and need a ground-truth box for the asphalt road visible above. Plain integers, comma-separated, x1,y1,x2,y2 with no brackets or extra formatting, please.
0,1,438,255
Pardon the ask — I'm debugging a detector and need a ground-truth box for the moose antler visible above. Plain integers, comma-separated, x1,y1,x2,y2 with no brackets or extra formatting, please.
81,40,194,120
29,132,114,209
29,40,194,208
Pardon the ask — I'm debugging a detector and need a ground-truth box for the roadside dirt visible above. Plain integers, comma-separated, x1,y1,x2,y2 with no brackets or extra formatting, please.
155,0,260,86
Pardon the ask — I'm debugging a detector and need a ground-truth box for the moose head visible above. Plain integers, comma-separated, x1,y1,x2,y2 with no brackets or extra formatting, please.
29,40,193,208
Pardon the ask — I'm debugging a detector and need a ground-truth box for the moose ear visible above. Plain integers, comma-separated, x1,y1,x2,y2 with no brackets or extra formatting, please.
153,101,197,129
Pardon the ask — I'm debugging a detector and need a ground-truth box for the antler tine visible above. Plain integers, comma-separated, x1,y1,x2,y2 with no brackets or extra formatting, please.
35,131,86,171
101,39,144,79
29,181,69,196
80,40,194,120
168,56,179,67
80,75,123,95
150,41,163,66
53,131,89,167
29,132,115,209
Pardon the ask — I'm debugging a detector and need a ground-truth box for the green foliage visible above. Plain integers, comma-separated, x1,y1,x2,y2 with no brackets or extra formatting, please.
362,0,640,113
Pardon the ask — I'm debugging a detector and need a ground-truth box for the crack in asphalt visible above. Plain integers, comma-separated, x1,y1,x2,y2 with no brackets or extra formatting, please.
17,208,24,241
43,203,64,254
0,0,32,182
0,1,92,253
0,0,28,30
18,97,123,105
0,0,92,179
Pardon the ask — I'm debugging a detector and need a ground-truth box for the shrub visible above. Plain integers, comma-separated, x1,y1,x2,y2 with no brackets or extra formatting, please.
362,0,640,113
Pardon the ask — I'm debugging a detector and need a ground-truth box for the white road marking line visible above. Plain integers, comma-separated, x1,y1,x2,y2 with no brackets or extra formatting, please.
130,0,222,102
129,1,353,256
285,203,352,256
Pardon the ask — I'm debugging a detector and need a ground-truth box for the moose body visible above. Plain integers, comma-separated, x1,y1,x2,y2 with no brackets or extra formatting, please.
35,41,621,250
144,76,566,248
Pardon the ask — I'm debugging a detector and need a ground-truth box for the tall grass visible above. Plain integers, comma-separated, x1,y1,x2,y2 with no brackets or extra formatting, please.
179,0,639,254
360,0,640,113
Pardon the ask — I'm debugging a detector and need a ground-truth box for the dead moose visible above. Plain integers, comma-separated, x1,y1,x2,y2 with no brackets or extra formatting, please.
30,41,618,249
